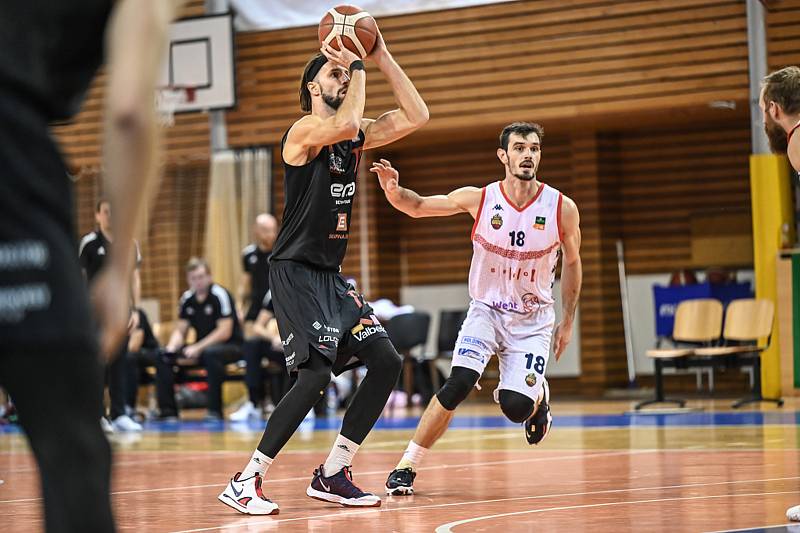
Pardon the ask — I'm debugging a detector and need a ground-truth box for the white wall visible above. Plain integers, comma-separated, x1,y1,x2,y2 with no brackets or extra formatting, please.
400,270,754,379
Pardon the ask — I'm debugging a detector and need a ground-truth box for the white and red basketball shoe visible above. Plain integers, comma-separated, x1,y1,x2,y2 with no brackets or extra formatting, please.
218,472,279,515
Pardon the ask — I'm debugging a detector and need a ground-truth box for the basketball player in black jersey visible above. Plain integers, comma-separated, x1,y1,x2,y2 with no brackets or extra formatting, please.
0,2,182,531
760,65,800,523
219,31,428,514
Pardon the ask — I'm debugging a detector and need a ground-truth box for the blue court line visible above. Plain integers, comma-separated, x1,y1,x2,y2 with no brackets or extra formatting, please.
3,410,798,434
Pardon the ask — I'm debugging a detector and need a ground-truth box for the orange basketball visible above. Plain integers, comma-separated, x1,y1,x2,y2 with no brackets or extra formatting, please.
318,5,378,59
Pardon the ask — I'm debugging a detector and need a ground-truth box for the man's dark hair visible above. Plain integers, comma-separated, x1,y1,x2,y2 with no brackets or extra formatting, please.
95,198,109,213
499,122,544,151
299,53,328,112
762,66,800,115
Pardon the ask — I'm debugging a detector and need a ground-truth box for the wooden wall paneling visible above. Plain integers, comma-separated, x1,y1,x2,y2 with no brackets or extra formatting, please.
767,0,800,69
571,132,628,391
227,0,749,149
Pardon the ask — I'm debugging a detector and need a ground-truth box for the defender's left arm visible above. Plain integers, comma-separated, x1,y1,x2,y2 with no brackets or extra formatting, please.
361,29,428,150
553,196,582,361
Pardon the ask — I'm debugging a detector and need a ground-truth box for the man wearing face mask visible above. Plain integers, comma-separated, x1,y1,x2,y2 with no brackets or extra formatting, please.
760,66,800,523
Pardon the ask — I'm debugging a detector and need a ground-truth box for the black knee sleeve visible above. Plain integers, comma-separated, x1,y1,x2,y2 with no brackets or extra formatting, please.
498,389,535,423
436,367,480,410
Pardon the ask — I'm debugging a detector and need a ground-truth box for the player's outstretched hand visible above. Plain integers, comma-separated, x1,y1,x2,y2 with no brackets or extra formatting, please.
91,267,132,361
320,36,361,69
552,320,573,361
370,158,400,193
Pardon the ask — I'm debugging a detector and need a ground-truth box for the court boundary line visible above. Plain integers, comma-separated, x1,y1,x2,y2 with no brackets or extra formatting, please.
432,490,799,532
703,523,798,533
168,478,800,533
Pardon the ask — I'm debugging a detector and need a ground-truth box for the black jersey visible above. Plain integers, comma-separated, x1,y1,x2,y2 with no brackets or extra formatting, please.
135,308,159,350
242,244,272,319
79,230,142,282
179,283,243,344
271,129,365,270
0,1,112,348
0,1,113,122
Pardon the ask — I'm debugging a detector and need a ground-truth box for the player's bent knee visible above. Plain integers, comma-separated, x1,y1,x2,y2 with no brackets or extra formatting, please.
498,389,535,423
365,338,402,377
436,366,480,410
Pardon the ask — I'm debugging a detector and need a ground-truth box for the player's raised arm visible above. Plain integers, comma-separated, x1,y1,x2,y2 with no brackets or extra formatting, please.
285,37,366,157
370,159,480,218
361,29,429,150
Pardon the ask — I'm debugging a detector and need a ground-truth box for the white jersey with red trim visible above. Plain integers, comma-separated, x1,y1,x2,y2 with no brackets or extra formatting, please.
468,180,562,314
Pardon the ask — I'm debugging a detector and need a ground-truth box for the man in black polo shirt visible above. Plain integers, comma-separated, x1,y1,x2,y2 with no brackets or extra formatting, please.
157,257,243,420
238,213,278,326
79,199,143,432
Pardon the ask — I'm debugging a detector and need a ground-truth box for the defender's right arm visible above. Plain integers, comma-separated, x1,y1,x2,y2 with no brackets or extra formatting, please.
370,159,482,218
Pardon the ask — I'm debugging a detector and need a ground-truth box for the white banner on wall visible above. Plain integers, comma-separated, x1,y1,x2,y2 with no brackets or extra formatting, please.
230,0,518,31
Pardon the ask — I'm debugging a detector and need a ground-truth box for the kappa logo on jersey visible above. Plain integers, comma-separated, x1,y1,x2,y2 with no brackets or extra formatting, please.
491,213,503,230
493,204,503,211
534,216,546,230
329,153,346,174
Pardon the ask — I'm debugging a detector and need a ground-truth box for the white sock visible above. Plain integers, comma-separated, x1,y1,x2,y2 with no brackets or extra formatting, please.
242,450,273,477
397,441,428,470
322,435,359,477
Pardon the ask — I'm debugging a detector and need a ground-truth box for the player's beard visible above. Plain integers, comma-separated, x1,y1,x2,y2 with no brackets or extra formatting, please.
765,114,789,154
322,89,345,110
513,163,536,181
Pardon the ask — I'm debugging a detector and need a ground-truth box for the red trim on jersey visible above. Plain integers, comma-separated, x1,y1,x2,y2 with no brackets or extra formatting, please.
499,181,545,212
474,234,560,261
556,192,564,242
470,187,487,241
789,120,800,143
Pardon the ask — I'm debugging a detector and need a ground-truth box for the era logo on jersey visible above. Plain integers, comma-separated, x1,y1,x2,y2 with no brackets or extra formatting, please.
331,182,356,205
533,216,546,230
491,213,503,229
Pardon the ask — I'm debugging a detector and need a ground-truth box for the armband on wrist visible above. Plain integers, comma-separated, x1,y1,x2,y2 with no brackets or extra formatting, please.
349,60,365,72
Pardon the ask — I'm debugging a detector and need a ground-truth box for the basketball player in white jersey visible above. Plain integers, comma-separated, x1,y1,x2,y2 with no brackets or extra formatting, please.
760,65,800,523
372,122,582,495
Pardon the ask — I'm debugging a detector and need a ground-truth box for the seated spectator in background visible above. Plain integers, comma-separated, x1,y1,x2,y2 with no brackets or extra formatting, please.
156,258,243,421
125,307,160,417
238,214,278,332
230,291,288,421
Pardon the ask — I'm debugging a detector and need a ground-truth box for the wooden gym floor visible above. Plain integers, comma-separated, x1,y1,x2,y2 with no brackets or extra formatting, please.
1,399,799,532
